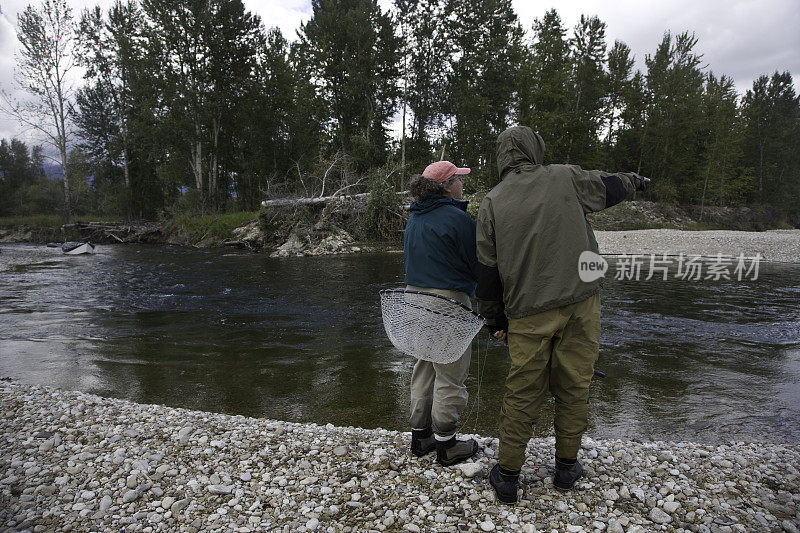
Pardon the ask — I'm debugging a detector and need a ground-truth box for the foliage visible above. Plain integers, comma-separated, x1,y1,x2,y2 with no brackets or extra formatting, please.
1,0,77,222
163,211,258,244
1,3,798,227
357,166,406,241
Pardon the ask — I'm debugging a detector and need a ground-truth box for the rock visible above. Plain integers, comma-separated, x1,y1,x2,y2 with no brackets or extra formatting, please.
456,462,483,478
649,507,672,524
663,501,681,513
207,485,233,495
480,520,496,532
98,495,113,514
333,446,348,457
607,519,624,533
122,490,139,503
171,498,191,514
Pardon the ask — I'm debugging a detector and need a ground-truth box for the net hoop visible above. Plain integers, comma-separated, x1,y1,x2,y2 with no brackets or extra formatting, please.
379,288,486,364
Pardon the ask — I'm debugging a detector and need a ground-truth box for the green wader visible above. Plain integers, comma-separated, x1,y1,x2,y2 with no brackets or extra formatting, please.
498,293,601,471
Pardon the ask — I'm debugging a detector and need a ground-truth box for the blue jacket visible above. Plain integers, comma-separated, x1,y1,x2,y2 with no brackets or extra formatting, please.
403,195,478,296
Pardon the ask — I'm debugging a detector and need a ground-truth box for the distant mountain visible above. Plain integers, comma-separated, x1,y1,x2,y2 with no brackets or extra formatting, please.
42,162,64,180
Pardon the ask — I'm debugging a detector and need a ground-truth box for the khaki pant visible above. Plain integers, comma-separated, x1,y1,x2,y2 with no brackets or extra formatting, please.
407,286,472,437
498,294,601,471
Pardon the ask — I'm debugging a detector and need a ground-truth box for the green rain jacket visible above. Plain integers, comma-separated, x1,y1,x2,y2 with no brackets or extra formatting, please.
476,126,644,327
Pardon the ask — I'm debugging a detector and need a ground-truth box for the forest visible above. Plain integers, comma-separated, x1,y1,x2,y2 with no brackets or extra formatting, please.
1,0,799,226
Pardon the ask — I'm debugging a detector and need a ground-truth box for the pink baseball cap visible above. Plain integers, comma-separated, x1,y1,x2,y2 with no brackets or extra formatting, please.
422,160,471,184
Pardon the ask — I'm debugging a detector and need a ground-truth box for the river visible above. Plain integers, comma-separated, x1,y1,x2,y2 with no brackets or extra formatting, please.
0,243,798,444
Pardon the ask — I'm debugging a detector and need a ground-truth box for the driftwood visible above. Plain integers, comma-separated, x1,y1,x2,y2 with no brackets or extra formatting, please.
261,190,410,209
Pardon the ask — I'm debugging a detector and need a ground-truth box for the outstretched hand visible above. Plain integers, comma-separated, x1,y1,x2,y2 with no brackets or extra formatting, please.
636,174,651,192
493,330,508,346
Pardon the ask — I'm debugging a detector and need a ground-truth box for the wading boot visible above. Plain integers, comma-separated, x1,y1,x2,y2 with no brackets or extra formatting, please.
553,457,583,490
410,428,436,456
435,436,479,466
489,464,520,504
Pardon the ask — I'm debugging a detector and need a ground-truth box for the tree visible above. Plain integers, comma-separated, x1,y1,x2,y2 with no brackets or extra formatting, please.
141,0,263,211
76,1,148,218
446,0,525,182
298,0,401,171
565,15,608,167
519,9,572,163
394,0,451,171
639,32,705,202
1,0,77,222
698,73,749,210
234,27,298,208
742,71,800,215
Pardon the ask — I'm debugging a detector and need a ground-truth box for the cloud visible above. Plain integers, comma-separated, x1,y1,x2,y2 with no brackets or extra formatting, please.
513,0,800,94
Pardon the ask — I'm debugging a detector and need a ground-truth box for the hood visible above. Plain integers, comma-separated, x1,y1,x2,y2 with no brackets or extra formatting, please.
496,126,546,179
409,194,468,214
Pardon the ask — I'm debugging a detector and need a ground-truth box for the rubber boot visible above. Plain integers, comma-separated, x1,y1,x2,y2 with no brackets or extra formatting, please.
553,457,583,490
489,464,520,504
410,428,436,456
435,436,479,466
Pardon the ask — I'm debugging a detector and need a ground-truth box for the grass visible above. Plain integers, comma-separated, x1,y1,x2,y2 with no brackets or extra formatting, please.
0,214,122,228
163,211,258,244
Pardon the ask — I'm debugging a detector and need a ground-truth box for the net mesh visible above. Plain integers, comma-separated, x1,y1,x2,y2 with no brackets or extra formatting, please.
380,289,485,364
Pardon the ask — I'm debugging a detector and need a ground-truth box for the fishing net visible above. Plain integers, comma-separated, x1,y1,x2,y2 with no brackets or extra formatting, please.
379,289,486,364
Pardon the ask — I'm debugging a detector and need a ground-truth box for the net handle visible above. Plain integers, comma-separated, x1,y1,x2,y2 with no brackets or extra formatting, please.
379,288,482,319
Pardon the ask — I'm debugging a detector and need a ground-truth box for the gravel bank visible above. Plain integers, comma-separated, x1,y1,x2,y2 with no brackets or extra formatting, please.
595,229,800,263
1,381,798,533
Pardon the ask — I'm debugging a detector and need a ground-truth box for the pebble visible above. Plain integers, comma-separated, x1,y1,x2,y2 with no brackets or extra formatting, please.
649,507,672,524
0,381,797,533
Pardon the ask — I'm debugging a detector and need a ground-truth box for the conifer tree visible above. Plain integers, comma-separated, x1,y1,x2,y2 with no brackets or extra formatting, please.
742,71,800,216
298,0,401,171
519,9,572,163
446,0,525,182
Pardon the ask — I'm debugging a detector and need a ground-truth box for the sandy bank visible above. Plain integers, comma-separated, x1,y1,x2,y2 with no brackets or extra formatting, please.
595,229,800,263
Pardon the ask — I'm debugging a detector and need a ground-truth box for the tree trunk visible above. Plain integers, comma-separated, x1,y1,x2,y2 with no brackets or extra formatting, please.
60,145,72,224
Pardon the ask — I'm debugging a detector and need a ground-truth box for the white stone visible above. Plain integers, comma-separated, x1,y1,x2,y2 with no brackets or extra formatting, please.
207,484,233,495
649,507,672,524
456,462,483,478
480,520,496,531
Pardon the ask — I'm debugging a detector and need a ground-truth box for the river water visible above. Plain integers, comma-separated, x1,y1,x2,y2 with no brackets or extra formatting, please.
1,243,798,444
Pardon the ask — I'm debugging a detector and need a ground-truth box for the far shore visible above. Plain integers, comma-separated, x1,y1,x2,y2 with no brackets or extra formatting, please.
3,226,800,264
595,228,800,263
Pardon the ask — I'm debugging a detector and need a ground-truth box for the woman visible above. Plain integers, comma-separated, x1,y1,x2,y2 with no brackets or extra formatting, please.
404,160,479,467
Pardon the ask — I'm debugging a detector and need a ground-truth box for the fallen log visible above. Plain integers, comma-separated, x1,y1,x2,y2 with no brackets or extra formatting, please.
261,190,410,209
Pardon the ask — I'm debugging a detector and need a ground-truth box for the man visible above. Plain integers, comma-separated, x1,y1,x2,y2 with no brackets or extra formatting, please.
476,126,648,503
404,160,480,467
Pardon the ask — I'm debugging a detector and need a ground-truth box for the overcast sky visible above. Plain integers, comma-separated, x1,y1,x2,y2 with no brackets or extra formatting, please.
1,0,798,145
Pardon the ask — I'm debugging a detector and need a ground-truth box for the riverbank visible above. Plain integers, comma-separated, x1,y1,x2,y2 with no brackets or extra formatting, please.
1,381,798,533
595,229,800,263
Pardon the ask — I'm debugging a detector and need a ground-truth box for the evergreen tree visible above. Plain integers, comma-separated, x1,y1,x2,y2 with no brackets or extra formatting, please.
394,0,450,170
742,71,800,217
519,9,572,163
446,0,525,182
697,73,749,210
565,15,608,167
640,32,705,202
298,0,401,171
